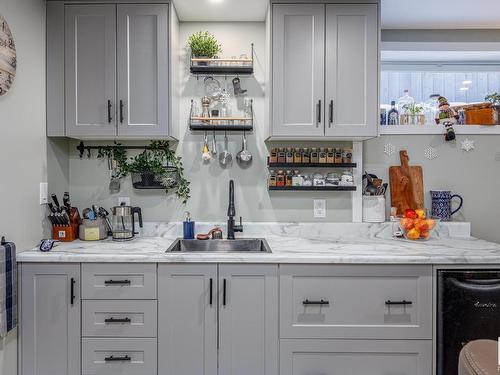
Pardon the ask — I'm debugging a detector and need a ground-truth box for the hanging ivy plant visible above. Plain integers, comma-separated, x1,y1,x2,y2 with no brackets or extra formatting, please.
97,141,191,204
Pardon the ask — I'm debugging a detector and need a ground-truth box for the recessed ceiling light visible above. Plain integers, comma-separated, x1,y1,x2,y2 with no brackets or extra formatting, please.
208,0,224,3
462,80,472,85
459,87,469,91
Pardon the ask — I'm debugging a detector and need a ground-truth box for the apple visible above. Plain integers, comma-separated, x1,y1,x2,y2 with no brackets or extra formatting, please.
407,228,421,240
404,209,418,219
400,218,414,230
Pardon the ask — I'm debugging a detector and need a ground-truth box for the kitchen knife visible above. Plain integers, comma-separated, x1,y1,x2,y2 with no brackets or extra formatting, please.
63,192,71,211
51,193,61,212
47,202,57,213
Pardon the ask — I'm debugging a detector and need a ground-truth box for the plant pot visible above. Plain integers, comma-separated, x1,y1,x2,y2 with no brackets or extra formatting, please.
194,55,210,66
140,172,157,186
493,104,500,125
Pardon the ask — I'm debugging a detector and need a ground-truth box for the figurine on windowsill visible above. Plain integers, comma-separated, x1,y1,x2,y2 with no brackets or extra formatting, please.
435,96,458,142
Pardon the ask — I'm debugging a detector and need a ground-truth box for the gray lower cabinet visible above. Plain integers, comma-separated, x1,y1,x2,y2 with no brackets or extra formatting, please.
218,264,279,375
280,339,432,375
20,263,80,375
158,264,218,375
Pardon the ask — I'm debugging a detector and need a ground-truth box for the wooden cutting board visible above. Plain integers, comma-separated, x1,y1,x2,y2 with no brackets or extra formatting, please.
389,150,424,215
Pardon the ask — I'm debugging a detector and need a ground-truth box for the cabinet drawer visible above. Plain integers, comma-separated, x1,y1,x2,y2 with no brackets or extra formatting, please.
82,300,157,337
280,265,432,339
82,264,157,299
82,338,157,375
280,339,432,375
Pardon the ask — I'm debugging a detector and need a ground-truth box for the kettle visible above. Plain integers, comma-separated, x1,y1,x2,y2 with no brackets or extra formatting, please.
110,204,143,241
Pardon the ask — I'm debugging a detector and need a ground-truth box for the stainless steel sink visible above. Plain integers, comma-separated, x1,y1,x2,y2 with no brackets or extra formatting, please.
166,238,272,253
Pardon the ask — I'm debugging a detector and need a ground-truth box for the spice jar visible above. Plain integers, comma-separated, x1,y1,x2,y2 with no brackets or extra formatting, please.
343,148,353,163
319,148,327,163
269,148,278,164
285,148,294,164
313,173,326,186
285,170,293,186
293,148,302,164
276,170,285,187
292,170,303,186
326,148,335,163
326,172,340,186
339,170,353,186
310,148,319,163
277,148,286,163
268,170,277,187
302,148,310,163
302,174,313,186
334,148,343,164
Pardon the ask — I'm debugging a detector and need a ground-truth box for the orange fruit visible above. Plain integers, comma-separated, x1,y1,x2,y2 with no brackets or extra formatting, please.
420,230,430,239
425,219,436,230
407,228,421,240
400,218,414,230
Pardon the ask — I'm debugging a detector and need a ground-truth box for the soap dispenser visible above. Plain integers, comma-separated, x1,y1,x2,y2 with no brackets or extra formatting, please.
183,211,195,239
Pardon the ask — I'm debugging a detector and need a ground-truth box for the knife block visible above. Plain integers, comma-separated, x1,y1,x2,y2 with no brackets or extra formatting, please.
53,224,78,242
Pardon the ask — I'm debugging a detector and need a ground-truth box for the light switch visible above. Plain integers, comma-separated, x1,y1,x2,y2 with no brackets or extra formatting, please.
313,199,326,218
118,197,131,206
39,182,48,205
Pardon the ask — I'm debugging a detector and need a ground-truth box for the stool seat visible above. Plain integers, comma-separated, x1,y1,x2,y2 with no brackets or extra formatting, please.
459,339,498,375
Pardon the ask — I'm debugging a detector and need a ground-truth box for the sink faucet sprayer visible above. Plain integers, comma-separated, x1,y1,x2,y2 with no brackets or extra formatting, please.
227,179,243,239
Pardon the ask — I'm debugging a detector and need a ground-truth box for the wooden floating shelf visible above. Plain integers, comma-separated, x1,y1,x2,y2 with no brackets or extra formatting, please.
189,124,253,132
380,124,500,135
191,58,253,63
269,186,356,192
191,116,251,122
268,162,356,168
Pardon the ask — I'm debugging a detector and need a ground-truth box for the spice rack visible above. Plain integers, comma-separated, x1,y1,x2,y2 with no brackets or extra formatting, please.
269,186,356,192
190,44,254,77
189,99,253,132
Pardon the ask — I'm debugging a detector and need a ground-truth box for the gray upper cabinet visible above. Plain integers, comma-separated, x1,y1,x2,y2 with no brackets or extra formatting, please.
158,264,218,375
271,2,379,139
272,4,325,137
20,263,80,375
218,265,278,375
65,5,117,138
325,4,378,137
116,4,169,138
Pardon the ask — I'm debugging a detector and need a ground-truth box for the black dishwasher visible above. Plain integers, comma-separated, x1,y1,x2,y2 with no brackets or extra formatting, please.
437,270,500,375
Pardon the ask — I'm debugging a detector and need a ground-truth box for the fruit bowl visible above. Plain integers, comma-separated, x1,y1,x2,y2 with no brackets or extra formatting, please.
398,209,439,241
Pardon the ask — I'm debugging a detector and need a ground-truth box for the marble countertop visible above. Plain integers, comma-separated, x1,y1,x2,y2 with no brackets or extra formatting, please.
16,222,500,264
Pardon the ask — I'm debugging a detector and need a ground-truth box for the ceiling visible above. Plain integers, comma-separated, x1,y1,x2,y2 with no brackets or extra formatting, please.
173,0,500,27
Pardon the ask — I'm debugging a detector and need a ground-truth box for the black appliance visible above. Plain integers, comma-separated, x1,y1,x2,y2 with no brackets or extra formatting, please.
437,270,500,375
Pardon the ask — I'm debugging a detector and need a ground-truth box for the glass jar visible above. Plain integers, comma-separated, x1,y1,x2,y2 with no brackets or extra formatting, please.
302,148,310,163
313,173,326,186
269,148,278,164
277,148,286,163
343,148,353,163
334,148,343,164
302,174,313,186
319,148,327,163
276,170,285,187
285,170,293,186
325,172,340,186
310,148,319,163
268,170,277,187
339,170,354,186
285,148,294,164
292,170,303,186
293,148,302,163
326,148,335,164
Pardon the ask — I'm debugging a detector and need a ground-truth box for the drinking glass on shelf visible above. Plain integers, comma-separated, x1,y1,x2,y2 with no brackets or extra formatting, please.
240,53,249,66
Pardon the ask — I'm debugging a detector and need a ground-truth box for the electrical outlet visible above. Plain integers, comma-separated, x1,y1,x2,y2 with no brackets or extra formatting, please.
118,197,130,206
313,199,326,218
39,182,48,205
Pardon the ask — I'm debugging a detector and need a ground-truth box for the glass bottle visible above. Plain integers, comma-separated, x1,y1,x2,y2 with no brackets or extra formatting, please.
310,148,319,163
334,148,343,164
277,148,286,163
285,148,294,164
276,170,285,187
397,89,415,114
302,148,310,163
326,148,335,164
269,148,278,164
285,170,293,186
319,148,327,163
292,170,303,186
388,101,399,125
293,148,302,163
268,170,277,187
343,148,353,163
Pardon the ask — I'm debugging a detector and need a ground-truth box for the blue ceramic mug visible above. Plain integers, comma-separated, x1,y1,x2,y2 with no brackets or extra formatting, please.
430,190,463,221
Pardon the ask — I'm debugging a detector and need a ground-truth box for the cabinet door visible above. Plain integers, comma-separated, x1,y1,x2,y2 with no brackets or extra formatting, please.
117,4,169,137
280,339,432,375
20,263,80,375
272,4,325,137
65,5,116,137
325,4,378,137
158,264,217,375
219,265,278,375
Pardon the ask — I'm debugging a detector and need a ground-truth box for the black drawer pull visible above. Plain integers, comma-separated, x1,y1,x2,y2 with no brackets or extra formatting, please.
104,317,131,323
104,279,131,285
385,300,412,306
223,278,227,306
70,278,76,305
107,100,112,123
209,278,213,306
104,355,131,362
303,299,329,305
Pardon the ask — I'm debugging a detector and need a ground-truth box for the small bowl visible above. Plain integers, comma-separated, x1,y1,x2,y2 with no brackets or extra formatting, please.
398,216,440,241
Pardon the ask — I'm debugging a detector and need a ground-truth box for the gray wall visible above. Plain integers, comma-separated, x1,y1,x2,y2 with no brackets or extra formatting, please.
0,0,46,374
68,22,353,223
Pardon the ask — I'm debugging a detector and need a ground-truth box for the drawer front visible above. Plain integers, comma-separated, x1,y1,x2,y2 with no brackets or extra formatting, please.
280,265,432,339
82,263,157,299
280,339,432,375
82,300,157,337
82,338,157,375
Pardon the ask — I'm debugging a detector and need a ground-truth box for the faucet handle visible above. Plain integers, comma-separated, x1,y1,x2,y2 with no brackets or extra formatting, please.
239,217,242,226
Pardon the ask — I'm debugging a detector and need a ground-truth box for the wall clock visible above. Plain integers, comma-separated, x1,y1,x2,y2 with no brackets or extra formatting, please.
0,14,16,96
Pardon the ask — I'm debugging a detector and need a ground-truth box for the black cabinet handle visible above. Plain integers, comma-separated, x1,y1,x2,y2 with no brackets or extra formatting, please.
209,278,213,306
104,317,131,323
70,278,76,305
119,100,124,123
385,300,412,306
317,100,322,125
104,355,131,362
107,100,112,123
104,279,131,285
223,278,226,306
303,299,329,305
329,100,334,127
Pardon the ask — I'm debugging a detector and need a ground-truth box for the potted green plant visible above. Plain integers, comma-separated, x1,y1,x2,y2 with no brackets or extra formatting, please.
187,31,221,65
402,103,424,125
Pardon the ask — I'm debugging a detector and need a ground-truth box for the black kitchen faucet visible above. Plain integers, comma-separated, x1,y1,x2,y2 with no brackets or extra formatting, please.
227,179,243,239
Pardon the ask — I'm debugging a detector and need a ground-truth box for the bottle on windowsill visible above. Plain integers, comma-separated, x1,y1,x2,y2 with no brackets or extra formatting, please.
388,101,399,125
